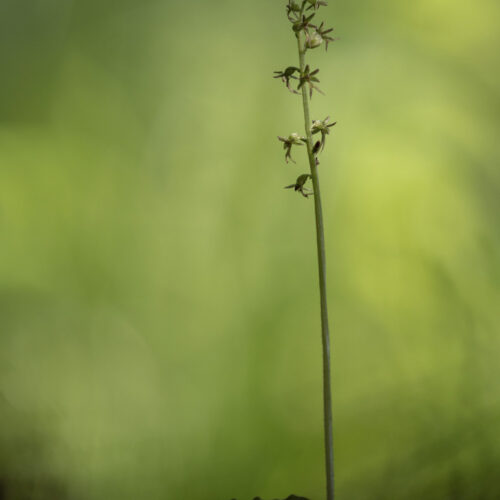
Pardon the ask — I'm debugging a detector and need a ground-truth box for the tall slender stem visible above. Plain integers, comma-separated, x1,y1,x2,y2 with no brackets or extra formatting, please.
296,33,334,500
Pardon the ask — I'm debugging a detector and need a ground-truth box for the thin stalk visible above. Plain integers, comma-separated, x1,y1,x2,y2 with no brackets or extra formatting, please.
296,33,334,500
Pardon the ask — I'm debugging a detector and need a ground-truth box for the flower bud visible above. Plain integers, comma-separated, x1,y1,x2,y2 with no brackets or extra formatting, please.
312,120,322,130
289,133,303,144
305,32,323,49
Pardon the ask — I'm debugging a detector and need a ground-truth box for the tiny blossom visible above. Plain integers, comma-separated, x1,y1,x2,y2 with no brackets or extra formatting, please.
292,13,316,34
305,31,323,49
273,66,300,94
278,133,306,163
298,65,324,98
285,174,313,198
306,0,328,11
311,116,336,150
315,22,336,51
286,0,302,21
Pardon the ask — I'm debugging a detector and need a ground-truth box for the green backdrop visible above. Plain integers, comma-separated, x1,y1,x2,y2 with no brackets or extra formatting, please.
1,0,499,498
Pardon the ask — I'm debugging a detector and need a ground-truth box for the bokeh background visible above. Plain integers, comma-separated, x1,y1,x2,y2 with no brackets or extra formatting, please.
1,0,499,499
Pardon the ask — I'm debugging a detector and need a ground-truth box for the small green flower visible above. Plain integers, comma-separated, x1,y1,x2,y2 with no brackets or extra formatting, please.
298,65,324,99
305,31,323,49
292,13,316,34
314,22,336,51
285,174,313,198
306,0,328,11
273,66,301,94
278,133,306,163
311,116,336,150
286,0,302,21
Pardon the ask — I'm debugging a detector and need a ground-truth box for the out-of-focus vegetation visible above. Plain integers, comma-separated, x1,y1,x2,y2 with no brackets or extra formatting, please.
0,0,499,499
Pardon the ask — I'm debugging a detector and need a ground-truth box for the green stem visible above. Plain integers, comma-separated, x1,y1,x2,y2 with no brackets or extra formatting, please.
297,33,334,500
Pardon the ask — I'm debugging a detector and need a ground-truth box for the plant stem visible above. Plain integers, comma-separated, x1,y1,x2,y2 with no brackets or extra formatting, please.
296,33,334,500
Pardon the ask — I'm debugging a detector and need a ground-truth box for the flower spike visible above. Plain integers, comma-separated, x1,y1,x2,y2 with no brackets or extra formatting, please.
273,4,338,499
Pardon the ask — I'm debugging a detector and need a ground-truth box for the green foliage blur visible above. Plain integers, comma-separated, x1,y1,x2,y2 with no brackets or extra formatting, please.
1,0,499,498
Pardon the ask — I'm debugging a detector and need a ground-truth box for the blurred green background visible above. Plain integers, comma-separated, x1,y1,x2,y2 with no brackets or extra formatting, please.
1,0,499,499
